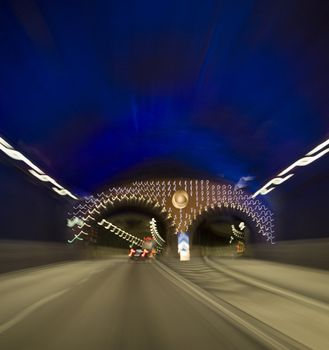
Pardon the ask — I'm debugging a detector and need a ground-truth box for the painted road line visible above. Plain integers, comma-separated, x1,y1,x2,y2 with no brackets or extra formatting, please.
0,288,70,335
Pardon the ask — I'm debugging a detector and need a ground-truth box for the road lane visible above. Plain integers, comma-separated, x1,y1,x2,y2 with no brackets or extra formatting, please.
162,257,329,350
0,259,119,325
0,258,266,350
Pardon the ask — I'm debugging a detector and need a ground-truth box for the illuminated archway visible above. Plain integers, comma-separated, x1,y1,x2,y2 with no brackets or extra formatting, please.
190,206,258,256
69,195,174,247
68,179,274,247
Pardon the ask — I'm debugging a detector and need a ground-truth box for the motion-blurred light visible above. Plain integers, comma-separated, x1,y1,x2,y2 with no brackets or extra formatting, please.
253,138,329,198
0,137,78,200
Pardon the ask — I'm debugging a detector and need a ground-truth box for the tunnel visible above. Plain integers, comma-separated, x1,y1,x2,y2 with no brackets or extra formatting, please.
190,208,256,257
1,1,329,348
87,198,174,251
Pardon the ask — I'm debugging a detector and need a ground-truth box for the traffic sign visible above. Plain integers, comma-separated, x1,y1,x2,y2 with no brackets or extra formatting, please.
178,232,190,261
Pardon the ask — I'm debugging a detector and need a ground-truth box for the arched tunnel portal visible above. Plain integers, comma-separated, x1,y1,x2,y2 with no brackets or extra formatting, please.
96,198,174,249
69,179,274,256
190,207,259,257
72,197,174,250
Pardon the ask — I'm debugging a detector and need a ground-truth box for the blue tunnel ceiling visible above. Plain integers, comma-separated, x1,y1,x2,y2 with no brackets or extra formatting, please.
0,0,328,195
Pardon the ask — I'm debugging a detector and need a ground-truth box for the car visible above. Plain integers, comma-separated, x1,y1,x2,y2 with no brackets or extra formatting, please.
129,247,151,260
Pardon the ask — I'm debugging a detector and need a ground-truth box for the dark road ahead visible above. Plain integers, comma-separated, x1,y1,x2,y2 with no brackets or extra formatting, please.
1,256,327,350
0,257,283,350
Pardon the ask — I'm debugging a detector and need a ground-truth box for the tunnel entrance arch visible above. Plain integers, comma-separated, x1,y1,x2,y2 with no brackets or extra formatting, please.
73,196,174,249
96,197,174,248
190,207,258,257
68,179,274,253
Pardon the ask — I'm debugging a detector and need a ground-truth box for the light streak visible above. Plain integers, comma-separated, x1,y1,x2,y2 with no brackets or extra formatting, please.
0,136,78,200
52,187,78,200
82,215,95,221
98,219,144,247
278,148,329,176
253,138,329,198
29,169,63,189
67,231,88,244
67,217,84,228
0,138,44,174
231,224,245,239
150,218,165,246
307,138,329,156
0,138,13,149
252,174,294,198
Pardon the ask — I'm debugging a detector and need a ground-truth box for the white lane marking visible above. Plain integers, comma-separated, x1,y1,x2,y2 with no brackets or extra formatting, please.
0,288,70,335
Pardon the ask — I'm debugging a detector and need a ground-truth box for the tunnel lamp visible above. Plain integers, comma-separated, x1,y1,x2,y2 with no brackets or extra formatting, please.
52,187,78,199
0,137,78,200
253,137,329,198
28,169,63,188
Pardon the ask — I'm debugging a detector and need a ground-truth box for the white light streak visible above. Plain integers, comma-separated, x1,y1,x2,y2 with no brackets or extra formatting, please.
307,138,329,156
67,231,88,244
253,138,329,198
0,137,13,149
67,217,84,228
278,148,329,176
52,187,78,200
29,169,63,189
252,174,294,198
98,219,144,247
0,138,44,174
150,218,165,246
0,136,78,200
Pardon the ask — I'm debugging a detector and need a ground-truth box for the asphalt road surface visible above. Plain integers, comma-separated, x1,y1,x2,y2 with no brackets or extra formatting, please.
0,257,271,350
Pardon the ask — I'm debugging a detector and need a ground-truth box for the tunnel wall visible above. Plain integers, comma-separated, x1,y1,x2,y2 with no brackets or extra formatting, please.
0,240,86,273
0,154,70,242
195,239,329,270
0,156,128,273
0,240,126,274
267,154,329,241
245,238,329,270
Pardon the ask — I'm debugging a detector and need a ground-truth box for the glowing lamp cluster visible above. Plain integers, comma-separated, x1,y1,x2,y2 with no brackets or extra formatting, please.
172,190,189,209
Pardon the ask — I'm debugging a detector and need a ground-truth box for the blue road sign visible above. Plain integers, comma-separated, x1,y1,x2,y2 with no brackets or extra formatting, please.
178,232,189,244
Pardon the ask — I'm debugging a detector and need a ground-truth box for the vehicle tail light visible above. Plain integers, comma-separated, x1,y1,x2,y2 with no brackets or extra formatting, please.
129,248,136,257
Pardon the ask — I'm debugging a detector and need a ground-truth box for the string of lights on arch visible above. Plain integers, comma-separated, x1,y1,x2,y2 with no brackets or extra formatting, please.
68,179,276,244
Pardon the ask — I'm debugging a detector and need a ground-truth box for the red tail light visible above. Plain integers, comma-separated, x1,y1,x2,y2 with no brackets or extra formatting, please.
129,248,136,257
